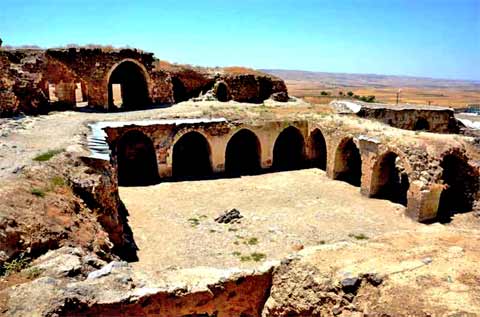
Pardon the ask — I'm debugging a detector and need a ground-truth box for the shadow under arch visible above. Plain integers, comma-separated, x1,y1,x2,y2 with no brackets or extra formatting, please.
225,129,261,176
436,152,479,223
273,126,306,171
414,117,430,131
309,128,327,170
117,130,159,186
108,60,150,110
370,151,410,205
172,131,213,180
333,137,362,187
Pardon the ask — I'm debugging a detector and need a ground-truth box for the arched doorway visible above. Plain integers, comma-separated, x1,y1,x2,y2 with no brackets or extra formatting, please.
225,129,261,176
117,131,159,186
172,131,212,179
273,126,305,171
333,138,362,186
215,82,230,102
309,129,327,170
370,152,409,205
108,61,149,110
414,118,430,131
171,77,188,103
437,153,479,222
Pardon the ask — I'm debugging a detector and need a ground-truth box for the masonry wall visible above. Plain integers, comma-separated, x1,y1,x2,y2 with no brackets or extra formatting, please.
0,48,289,116
357,108,458,133
101,118,479,223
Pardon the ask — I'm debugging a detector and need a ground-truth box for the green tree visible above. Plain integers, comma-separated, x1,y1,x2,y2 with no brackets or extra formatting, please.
347,91,354,97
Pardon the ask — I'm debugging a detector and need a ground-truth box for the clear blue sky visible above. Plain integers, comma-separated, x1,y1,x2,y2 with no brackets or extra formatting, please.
1,0,479,80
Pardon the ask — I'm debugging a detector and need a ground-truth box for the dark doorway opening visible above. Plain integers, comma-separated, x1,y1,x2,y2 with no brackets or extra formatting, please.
172,77,188,103
333,138,362,186
309,129,327,170
225,129,261,176
172,132,212,179
273,126,305,171
117,131,159,186
414,118,430,131
215,82,230,102
436,154,479,223
371,152,409,205
108,61,149,110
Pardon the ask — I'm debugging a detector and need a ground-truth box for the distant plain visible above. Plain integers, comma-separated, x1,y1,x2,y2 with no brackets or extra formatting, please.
264,69,480,108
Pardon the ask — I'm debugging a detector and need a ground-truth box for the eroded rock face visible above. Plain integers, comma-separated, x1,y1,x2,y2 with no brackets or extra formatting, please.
264,226,480,316
2,248,273,317
2,226,479,316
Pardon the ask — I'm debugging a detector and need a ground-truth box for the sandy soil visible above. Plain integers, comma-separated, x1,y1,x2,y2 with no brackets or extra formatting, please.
120,169,421,277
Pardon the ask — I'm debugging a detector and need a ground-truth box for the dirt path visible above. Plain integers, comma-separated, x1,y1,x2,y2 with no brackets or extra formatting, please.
120,169,421,278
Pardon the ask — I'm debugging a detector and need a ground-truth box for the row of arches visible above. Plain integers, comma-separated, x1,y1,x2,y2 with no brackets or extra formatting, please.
115,127,477,222
116,126,320,185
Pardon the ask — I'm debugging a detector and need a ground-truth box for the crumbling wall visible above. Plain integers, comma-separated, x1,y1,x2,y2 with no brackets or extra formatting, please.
357,108,458,133
0,50,49,116
46,48,157,107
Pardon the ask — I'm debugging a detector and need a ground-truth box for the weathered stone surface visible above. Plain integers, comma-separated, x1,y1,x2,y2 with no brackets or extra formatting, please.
0,47,289,116
330,100,459,133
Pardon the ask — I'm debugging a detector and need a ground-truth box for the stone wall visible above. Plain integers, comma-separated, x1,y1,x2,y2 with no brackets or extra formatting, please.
98,118,479,222
0,47,289,116
357,107,458,133
330,100,459,134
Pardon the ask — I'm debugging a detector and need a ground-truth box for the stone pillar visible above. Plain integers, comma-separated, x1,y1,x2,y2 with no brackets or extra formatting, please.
357,137,380,196
405,181,444,221
209,136,227,173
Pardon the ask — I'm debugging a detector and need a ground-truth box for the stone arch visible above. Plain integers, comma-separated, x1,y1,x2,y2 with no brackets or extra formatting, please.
436,152,479,222
107,59,150,110
172,131,213,179
273,126,306,171
309,128,327,170
117,130,159,186
333,137,362,186
414,117,430,131
370,151,410,205
214,81,230,102
225,129,261,176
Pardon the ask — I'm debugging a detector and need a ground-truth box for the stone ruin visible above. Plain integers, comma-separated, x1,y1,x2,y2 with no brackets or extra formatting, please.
330,99,460,133
1,46,480,316
87,117,479,223
0,47,288,117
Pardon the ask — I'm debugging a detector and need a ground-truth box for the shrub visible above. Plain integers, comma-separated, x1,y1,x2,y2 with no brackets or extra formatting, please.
50,176,65,187
245,237,259,245
347,91,354,97
31,188,46,198
320,91,329,96
250,252,267,262
33,149,64,162
349,233,369,240
0,254,31,276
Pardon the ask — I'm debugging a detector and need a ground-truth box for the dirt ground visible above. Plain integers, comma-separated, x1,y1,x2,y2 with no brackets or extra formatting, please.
120,168,420,276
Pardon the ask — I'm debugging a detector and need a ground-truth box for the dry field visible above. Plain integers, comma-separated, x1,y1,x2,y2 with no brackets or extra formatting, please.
264,70,480,108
